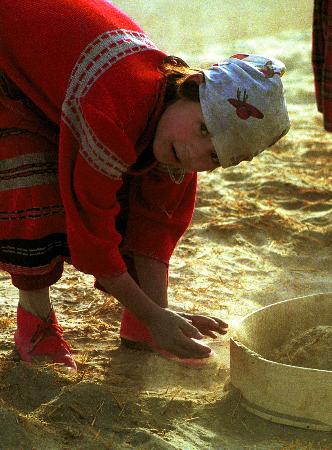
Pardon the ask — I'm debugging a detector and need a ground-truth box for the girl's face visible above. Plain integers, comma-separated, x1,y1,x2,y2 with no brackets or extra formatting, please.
153,99,219,172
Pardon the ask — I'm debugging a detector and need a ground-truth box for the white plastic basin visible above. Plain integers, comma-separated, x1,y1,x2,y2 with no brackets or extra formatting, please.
230,293,332,431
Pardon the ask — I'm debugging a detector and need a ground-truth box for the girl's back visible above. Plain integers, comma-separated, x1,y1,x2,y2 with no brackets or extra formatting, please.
0,0,144,122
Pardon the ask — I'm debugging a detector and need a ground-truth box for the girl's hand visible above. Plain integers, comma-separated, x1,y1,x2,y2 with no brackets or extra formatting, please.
178,313,228,338
147,308,212,359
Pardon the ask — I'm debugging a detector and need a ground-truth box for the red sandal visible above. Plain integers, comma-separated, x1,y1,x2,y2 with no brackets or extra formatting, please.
14,305,77,371
120,308,215,366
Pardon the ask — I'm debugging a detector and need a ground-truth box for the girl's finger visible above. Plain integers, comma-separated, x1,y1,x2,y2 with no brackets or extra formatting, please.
201,330,219,339
196,325,228,337
190,316,219,329
180,319,204,340
177,336,212,358
184,314,228,331
211,317,229,328
191,318,227,333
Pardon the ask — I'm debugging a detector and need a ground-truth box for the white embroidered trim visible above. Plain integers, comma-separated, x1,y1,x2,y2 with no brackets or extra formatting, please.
62,29,158,179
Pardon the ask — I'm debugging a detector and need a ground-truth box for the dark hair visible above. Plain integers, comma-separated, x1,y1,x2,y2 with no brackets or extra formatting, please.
159,56,221,169
159,56,201,104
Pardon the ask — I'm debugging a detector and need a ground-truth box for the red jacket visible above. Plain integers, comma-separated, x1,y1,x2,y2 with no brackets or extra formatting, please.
0,0,197,277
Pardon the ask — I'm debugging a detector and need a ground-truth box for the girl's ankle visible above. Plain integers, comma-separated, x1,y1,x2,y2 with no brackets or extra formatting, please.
18,288,52,320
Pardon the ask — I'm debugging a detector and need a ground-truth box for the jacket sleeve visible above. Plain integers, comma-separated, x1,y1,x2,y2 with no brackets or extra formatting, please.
123,166,197,264
58,103,137,277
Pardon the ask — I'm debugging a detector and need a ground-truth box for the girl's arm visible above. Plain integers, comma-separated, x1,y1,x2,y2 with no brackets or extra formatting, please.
97,272,212,359
97,272,160,324
133,254,168,308
130,254,229,339
98,257,228,358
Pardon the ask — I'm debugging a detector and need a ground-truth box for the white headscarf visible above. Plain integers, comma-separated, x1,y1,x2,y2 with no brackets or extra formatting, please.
199,54,290,168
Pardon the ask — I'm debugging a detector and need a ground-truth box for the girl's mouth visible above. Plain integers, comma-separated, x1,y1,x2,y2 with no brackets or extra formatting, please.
172,145,180,162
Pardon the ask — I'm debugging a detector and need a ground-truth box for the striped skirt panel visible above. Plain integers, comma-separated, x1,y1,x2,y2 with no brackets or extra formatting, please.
0,71,69,289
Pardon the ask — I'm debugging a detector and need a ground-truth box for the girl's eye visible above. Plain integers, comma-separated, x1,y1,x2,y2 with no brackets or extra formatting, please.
211,151,219,165
200,123,209,136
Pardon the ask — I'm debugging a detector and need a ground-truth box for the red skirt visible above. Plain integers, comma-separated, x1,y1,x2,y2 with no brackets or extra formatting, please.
312,0,332,131
0,71,69,290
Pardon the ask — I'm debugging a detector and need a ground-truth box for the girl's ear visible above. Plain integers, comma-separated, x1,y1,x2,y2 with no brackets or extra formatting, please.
178,72,204,101
185,72,205,85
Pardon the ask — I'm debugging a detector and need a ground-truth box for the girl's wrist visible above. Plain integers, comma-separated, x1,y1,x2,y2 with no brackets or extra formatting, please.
133,254,168,308
96,272,161,324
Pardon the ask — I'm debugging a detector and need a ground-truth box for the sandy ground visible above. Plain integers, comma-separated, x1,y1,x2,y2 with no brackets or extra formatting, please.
0,21,332,450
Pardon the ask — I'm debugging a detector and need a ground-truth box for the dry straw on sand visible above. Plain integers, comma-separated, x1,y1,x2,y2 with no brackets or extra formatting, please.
270,326,332,371
1,2,332,449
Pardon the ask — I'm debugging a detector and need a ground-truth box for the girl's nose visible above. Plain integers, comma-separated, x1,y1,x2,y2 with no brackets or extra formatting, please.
199,142,214,160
